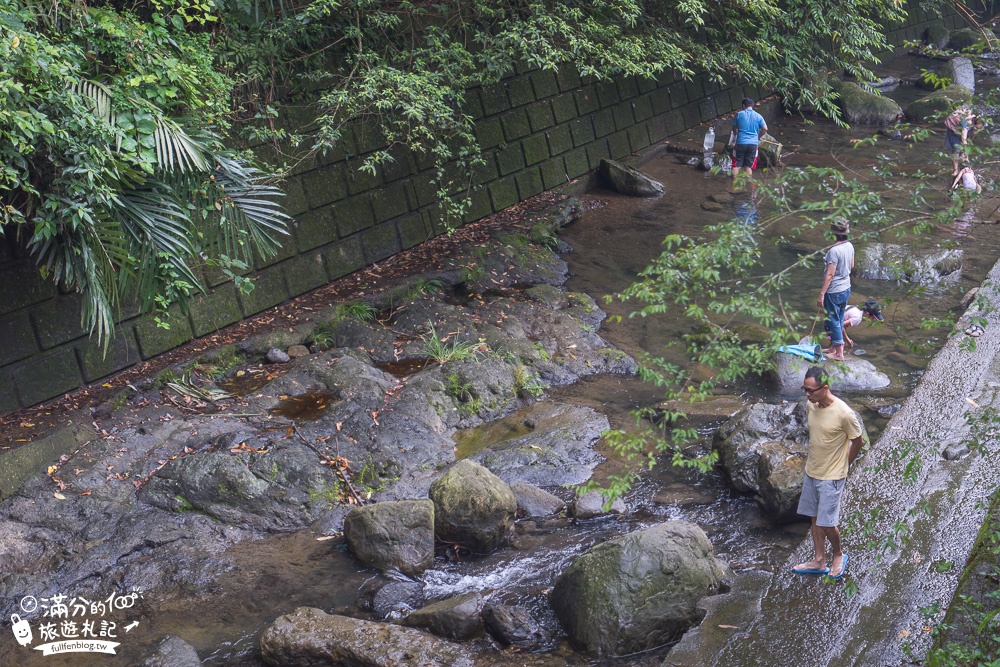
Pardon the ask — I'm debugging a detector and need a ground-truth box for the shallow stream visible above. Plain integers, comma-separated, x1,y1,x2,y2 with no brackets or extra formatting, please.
31,56,1000,666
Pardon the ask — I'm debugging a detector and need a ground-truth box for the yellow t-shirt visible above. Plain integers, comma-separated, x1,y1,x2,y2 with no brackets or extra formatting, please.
805,397,863,480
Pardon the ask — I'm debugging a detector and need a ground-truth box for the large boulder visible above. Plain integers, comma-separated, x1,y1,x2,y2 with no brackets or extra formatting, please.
949,57,975,94
510,482,566,518
343,500,435,576
829,78,902,125
598,158,665,197
550,521,728,656
260,607,475,667
773,349,891,395
905,84,972,122
469,402,608,487
758,132,783,167
429,459,516,553
713,402,808,495
948,27,980,51
357,577,425,619
856,243,962,284
401,592,483,640
924,24,950,49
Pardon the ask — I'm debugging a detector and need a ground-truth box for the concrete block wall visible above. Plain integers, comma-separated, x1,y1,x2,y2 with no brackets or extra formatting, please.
0,8,966,416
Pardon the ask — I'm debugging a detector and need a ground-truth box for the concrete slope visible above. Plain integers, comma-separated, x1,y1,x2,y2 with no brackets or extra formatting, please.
666,265,1000,667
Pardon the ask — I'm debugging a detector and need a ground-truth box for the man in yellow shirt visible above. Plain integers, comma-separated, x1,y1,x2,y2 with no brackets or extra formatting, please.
792,366,865,579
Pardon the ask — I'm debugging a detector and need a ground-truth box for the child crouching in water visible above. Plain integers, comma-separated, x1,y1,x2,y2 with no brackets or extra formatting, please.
951,161,982,194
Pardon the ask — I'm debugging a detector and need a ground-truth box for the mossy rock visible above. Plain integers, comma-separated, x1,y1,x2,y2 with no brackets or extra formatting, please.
925,23,949,49
905,84,972,122
829,77,902,125
948,27,980,52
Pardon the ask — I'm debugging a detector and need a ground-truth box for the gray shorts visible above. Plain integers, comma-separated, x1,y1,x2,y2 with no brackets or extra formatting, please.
797,474,845,527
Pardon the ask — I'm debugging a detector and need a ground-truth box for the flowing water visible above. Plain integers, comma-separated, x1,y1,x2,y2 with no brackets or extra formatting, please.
48,58,1000,666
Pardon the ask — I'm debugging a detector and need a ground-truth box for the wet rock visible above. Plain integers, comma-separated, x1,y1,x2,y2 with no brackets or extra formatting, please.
655,395,746,425
357,577,425,619
239,327,312,355
713,402,809,494
260,607,475,667
857,243,962,284
701,200,726,212
905,84,972,122
551,521,728,656
571,490,626,519
401,591,483,640
925,24,949,49
482,601,552,651
287,344,310,359
870,76,900,92
962,287,979,309
312,506,351,536
653,484,716,507
598,158,665,197
140,442,349,531
469,402,608,487
942,440,970,460
949,57,976,94
878,403,902,417
141,635,201,667
773,349,891,394
510,482,565,517
829,78,901,125
948,27,980,51
266,347,291,364
709,192,735,204
343,500,435,576
756,440,808,519
429,459,516,553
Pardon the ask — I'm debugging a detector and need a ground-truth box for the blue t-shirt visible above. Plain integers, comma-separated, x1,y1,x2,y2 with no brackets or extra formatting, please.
734,108,767,145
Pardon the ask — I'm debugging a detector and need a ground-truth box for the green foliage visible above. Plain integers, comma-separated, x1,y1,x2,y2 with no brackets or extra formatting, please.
421,323,484,363
337,301,378,322
512,366,547,398
920,68,952,90
0,0,289,349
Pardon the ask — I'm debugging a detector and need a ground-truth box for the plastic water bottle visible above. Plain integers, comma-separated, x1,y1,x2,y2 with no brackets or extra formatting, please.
703,127,716,152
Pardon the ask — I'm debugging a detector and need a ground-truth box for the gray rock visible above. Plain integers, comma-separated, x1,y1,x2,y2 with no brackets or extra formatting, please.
701,200,726,212
653,484,717,507
857,243,962,284
510,482,565,517
550,521,728,656
571,490,626,519
469,402,608,487
401,591,483,640
287,344,310,359
598,159,665,197
266,347,291,364
949,57,975,94
429,459,516,553
758,133,783,167
905,85,972,122
870,76,900,91
142,635,201,667
942,440,970,460
773,349,891,395
239,327,312,355
756,440,808,519
343,500,435,576
260,607,475,667
482,602,552,651
357,577,425,619
656,395,746,425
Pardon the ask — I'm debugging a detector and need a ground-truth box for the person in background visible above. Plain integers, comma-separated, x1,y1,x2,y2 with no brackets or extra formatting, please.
731,97,767,188
944,105,981,177
824,301,884,349
818,218,855,362
792,366,865,579
951,161,982,194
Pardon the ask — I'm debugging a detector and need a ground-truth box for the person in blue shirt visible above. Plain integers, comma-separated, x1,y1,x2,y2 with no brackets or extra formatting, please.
731,97,768,185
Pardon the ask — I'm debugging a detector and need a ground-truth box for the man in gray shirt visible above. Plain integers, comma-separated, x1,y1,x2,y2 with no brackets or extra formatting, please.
818,218,855,361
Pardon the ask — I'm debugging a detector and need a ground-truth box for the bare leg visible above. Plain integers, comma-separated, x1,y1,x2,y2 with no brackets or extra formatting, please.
828,343,845,361
825,526,846,576
793,517,828,572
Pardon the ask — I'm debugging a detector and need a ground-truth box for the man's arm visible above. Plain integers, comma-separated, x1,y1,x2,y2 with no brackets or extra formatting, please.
847,435,865,464
758,122,768,141
817,262,835,307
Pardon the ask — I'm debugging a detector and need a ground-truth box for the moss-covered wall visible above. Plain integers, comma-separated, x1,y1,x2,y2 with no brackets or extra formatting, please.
0,8,968,415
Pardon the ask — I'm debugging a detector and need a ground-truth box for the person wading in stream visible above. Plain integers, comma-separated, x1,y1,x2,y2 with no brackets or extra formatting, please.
818,217,855,361
731,97,767,190
793,366,865,579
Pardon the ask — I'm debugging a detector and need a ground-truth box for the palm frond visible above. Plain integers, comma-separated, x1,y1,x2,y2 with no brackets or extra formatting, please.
153,118,211,173
67,79,113,122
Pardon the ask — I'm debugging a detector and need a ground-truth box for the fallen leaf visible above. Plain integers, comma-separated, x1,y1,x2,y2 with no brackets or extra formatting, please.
79,491,92,497
47,465,57,475
53,492,66,500
966,397,980,408
718,625,739,629
20,422,34,428
336,422,343,431
316,535,337,541
898,630,910,638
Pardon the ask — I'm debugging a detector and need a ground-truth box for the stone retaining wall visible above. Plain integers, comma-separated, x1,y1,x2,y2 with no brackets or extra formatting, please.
0,7,967,415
